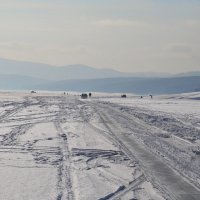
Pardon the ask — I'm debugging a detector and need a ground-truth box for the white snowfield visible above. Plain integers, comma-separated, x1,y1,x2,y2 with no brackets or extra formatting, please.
0,91,200,200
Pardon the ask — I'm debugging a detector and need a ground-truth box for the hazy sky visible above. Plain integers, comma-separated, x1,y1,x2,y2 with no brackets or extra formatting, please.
0,0,200,73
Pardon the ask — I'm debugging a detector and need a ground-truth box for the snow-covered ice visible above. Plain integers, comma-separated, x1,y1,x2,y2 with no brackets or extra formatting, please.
0,91,200,200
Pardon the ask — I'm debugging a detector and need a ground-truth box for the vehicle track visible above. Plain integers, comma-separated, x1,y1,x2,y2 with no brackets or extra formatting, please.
0,95,75,200
0,102,26,122
55,121,74,200
79,104,149,199
97,102,200,187
1,123,33,145
80,100,200,200
54,97,74,200
111,174,146,200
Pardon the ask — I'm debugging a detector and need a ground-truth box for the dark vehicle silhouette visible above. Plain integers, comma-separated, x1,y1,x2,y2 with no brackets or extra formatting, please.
121,94,127,98
81,93,88,99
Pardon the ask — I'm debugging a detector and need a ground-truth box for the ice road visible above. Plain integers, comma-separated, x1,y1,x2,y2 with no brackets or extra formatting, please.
0,92,200,200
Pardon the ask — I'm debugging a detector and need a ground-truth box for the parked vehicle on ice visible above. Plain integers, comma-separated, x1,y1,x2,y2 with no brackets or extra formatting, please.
81,93,88,99
121,94,127,98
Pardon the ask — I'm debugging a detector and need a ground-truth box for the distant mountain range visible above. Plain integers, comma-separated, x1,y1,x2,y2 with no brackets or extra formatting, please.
1,57,199,80
0,58,200,94
0,58,140,80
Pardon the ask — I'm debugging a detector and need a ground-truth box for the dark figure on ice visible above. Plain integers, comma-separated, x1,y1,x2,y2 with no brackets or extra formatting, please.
89,93,92,97
150,94,153,99
140,96,143,99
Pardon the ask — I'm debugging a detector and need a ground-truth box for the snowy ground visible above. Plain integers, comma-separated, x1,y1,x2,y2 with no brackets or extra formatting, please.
0,91,200,200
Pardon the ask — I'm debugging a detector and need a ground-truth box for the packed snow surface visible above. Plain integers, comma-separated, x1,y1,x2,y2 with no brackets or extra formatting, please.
0,91,200,200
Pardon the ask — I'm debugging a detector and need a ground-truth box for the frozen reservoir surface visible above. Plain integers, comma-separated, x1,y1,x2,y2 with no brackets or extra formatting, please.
0,91,200,200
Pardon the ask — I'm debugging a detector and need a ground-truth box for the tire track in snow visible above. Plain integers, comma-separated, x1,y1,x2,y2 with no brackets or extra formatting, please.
79,103,147,200
54,97,74,200
0,98,35,146
54,121,74,200
1,123,33,145
90,102,200,200
99,174,146,200
0,102,26,122
97,102,200,189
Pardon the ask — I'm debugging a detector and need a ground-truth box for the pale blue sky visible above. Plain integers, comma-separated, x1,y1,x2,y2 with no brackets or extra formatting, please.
0,0,199,73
